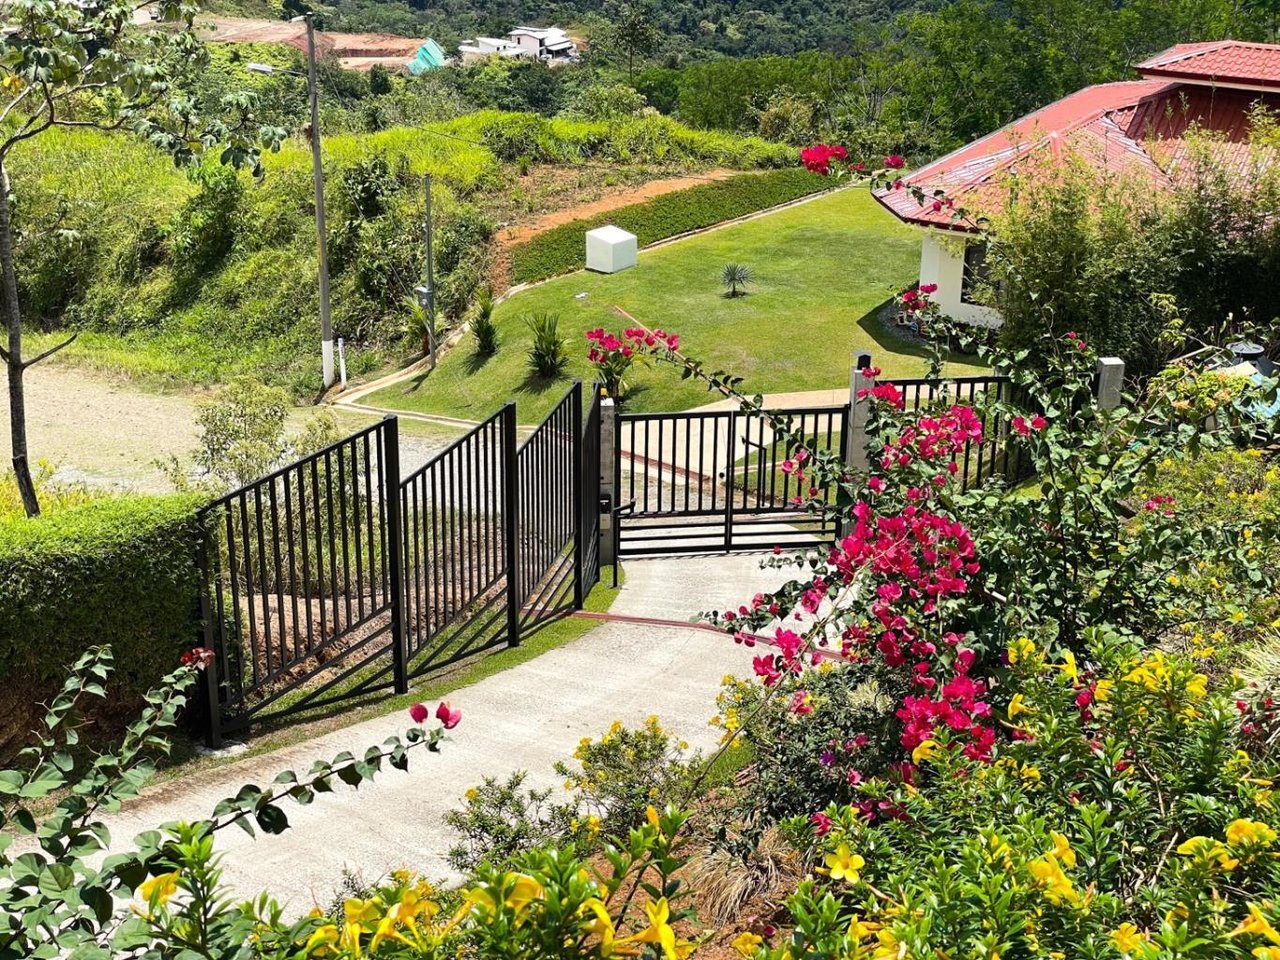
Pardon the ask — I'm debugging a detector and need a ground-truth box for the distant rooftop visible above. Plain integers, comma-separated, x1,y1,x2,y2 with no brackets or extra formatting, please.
1135,40,1280,90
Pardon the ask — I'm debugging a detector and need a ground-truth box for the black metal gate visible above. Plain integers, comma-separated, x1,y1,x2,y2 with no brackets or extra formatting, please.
196,382,601,745
615,404,848,556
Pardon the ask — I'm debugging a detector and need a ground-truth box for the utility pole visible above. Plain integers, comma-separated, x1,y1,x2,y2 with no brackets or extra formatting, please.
415,173,437,367
303,13,335,389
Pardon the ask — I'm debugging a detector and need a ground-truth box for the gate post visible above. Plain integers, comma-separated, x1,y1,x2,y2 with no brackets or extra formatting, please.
383,416,409,696
847,353,875,475
723,409,736,553
502,403,522,647
599,398,618,567
570,381,585,609
194,515,223,749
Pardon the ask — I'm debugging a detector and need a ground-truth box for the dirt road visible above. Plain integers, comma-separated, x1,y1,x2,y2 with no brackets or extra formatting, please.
0,363,461,493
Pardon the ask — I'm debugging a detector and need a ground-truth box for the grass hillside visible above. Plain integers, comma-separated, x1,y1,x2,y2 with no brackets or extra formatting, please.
364,188,986,422
12,111,795,395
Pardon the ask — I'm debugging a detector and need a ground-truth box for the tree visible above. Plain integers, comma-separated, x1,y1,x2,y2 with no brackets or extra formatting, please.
0,0,282,517
601,0,661,80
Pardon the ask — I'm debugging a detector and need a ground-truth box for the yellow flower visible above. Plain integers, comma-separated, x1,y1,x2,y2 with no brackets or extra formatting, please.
1176,836,1239,871
622,898,693,960
1234,904,1280,944
1050,831,1077,869
1185,673,1208,699
912,739,940,764
732,931,764,957
465,787,478,801
1007,693,1033,718
1021,764,1042,783
848,915,881,939
1028,854,1077,904
646,805,661,828
1111,922,1148,954
824,843,866,884
1095,679,1114,702
1008,637,1036,664
138,871,181,909
581,897,621,956
1060,650,1079,685
873,926,906,959
1227,819,1278,848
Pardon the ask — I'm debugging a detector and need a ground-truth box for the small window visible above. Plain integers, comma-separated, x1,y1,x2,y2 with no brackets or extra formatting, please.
961,242,994,305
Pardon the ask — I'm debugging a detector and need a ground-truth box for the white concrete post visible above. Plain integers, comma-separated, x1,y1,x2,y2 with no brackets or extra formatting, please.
1096,357,1124,412
599,397,618,566
847,353,875,474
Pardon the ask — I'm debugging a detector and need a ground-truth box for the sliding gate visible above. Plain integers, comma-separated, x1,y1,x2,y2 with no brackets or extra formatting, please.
615,404,847,556
196,382,601,745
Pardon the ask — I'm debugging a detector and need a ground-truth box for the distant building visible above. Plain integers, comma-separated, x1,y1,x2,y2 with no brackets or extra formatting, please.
872,40,1280,328
204,17,441,74
457,26,578,65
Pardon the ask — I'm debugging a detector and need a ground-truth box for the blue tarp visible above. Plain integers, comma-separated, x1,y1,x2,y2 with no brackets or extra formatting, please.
407,38,447,75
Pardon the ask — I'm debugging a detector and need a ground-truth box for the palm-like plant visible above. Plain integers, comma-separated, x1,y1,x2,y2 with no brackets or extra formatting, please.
722,263,753,298
472,288,499,357
526,312,570,379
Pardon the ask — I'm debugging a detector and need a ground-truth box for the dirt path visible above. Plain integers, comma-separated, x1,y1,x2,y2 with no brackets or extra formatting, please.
489,168,747,290
0,363,462,494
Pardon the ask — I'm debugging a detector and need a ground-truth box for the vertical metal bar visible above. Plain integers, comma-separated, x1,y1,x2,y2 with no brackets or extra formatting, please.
724,409,736,552
383,418,408,695
252,486,272,676
281,472,302,659
336,447,353,628
296,465,315,654
267,481,288,666
571,382,585,609
503,403,521,646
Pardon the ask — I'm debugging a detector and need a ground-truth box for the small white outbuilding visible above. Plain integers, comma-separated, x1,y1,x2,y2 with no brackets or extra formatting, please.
585,225,637,274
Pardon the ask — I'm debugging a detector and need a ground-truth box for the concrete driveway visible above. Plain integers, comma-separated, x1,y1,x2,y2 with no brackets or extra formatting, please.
93,554,789,912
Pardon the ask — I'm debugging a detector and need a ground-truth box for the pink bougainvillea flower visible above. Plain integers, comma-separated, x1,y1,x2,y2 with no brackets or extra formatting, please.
408,702,429,724
919,282,938,295
1012,416,1030,437
885,154,905,169
435,702,462,729
810,812,832,836
1030,415,1047,430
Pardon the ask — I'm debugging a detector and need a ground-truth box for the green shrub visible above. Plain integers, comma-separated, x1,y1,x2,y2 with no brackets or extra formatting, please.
0,493,205,759
471,288,499,356
509,169,831,284
525,312,569,379
444,770,579,872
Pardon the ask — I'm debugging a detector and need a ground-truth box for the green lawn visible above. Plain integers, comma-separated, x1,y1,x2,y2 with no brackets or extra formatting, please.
364,187,988,424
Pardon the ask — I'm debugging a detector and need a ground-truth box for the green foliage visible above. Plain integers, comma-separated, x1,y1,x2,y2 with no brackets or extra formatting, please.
0,647,446,958
750,631,1280,960
525,312,569,379
0,463,101,522
553,716,696,827
471,288,499,356
0,496,204,759
444,770,579,873
721,262,752,297
510,169,830,284
987,138,1280,377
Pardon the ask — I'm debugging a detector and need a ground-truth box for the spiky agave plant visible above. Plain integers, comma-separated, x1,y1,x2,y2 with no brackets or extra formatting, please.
722,262,753,298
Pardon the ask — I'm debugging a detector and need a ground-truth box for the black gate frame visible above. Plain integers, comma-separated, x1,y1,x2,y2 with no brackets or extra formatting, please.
196,382,601,746
615,404,849,557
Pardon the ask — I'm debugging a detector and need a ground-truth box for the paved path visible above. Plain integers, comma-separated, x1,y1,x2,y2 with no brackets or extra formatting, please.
93,554,787,912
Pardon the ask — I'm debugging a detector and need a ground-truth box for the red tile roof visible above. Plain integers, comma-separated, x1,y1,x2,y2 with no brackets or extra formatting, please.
1135,41,1280,88
873,63,1280,231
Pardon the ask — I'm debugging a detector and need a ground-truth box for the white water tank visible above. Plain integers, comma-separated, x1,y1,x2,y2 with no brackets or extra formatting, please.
585,225,637,274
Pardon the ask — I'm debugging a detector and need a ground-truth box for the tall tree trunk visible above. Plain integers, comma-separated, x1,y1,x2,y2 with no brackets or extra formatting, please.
0,162,39,517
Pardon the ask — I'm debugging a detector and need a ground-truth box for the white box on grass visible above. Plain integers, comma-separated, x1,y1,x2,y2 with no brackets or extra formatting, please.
585,225,637,274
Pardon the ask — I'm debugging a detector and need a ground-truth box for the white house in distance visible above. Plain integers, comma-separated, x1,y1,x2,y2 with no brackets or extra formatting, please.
458,26,578,64
872,40,1280,328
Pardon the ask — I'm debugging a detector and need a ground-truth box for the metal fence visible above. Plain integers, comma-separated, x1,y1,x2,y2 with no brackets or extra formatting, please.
894,375,1032,491
196,382,600,745
615,404,848,555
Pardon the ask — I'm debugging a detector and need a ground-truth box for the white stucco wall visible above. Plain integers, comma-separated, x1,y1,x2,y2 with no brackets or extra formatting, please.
918,232,1002,329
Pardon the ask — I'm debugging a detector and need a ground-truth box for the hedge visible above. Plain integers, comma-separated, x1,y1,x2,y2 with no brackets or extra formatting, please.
0,493,207,756
509,169,833,285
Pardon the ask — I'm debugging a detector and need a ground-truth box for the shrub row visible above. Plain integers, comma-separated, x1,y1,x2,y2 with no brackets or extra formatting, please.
0,494,206,759
509,169,832,285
